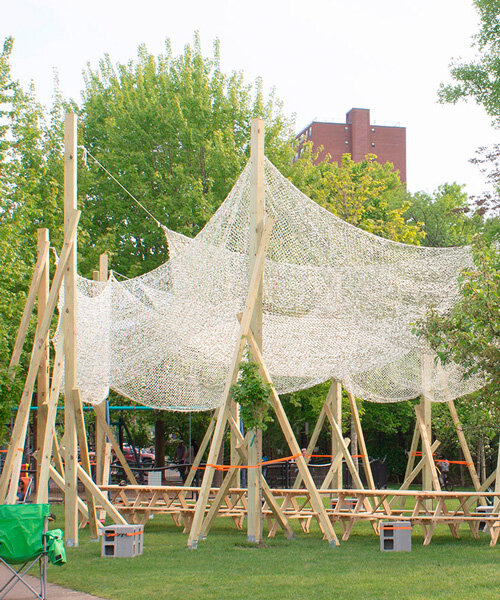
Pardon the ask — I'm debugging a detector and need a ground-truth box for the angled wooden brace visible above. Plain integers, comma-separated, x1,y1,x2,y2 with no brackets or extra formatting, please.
0,210,81,504
187,218,274,548
245,330,339,547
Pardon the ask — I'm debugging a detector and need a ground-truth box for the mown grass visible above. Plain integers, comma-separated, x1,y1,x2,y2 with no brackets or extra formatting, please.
46,503,499,600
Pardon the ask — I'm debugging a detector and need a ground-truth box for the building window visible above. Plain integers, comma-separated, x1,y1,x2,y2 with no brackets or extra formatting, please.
371,142,375,147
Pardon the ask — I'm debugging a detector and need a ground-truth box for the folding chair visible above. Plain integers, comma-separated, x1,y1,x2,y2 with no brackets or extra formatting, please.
0,504,50,600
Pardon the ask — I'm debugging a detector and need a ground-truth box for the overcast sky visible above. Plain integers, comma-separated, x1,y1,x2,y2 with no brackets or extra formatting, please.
3,0,498,196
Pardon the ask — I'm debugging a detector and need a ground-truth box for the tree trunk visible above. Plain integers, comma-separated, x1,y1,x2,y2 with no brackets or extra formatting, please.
155,416,166,482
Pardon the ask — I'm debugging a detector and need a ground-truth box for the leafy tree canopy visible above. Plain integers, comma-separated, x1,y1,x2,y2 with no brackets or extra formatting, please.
78,33,295,277
415,239,500,398
438,0,500,127
405,183,484,247
283,143,425,245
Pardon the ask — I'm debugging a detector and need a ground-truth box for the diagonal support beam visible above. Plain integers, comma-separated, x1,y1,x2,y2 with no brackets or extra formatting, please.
73,389,99,539
227,415,295,539
35,338,64,503
8,240,50,374
246,330,339,547
187,218,274,548
415,405,441,491
0,211,81,503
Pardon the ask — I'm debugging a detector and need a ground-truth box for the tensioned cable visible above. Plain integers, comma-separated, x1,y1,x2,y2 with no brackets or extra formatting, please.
79,146,164,228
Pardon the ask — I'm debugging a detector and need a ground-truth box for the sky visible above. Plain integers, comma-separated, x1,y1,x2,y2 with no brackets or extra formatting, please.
2,0,498,197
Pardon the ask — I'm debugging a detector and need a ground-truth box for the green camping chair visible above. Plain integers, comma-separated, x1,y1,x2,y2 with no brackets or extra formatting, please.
0,503,65,600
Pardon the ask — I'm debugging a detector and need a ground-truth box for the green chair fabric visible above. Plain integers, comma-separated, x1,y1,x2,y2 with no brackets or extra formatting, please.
0,504,50,564
44,529,66,566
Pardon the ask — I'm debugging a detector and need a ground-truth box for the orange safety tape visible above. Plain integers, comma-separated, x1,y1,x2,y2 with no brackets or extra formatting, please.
103,531,143,538
194,453,303,471
381,526,412,531
436,459,473,466
410,452,472,465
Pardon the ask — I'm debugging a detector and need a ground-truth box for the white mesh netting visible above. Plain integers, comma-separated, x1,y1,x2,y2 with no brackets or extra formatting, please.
61,157,484,410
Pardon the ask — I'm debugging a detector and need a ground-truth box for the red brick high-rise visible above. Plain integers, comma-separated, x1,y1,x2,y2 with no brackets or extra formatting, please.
297,108,406,183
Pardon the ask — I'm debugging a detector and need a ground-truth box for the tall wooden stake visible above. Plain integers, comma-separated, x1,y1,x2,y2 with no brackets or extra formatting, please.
0,212,80,504
187,219,274,549
331,380,343,488
35,228,50,491
93,253,109,486
63,112,79,546
247,118,265,544
420,355,433,492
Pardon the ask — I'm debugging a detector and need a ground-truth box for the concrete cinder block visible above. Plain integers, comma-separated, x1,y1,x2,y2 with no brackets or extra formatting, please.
380,521,412,552
101,524,144,558
476,505,494,533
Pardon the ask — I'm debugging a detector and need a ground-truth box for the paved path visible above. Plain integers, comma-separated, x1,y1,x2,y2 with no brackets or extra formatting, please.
0,564,107,599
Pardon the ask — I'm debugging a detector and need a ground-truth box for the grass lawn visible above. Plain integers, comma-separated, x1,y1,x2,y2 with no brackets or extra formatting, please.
46,503,499,600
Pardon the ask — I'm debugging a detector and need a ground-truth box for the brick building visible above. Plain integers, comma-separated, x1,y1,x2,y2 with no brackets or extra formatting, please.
297,108,406,183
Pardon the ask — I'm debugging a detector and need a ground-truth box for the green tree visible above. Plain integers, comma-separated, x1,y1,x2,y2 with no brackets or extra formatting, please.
416,239,499,396
405,183,484,247
438,0,500,126
0,37,64,439
284,144,425,245
415,238,499,482
77,34,295,278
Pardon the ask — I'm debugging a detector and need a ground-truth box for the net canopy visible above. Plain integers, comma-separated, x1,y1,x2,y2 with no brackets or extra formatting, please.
62,157,484,410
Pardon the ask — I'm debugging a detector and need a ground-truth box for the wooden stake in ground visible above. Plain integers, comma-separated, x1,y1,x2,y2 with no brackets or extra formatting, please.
347,391,376,491
246,331,339,547
0,211,80,504
420,355,433,493
187,218,274,549
331,380,343,489
414,405,441,492
247,117,265,545
35,228,50,492
62,112,79,546
73,389,99,539
93,253,110,487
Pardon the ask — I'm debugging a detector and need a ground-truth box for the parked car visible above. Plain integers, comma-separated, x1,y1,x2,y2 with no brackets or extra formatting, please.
115,445,155,467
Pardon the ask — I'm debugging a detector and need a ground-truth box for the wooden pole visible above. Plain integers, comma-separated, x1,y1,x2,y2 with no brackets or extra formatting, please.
187,219,273,548
347,391,376,491
8,238,50,374
493,439,500,514
184,412,217,488
247,118,265,545
331,380,343,489
420,355,433,493
35,228,50,491
63,112,79,546
73,389,99,539
35,338,64,503
0,212,80,504
292,401,327,489
415,405,441,491
93,254,109,486
93,405,138,485
246,331,339,547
